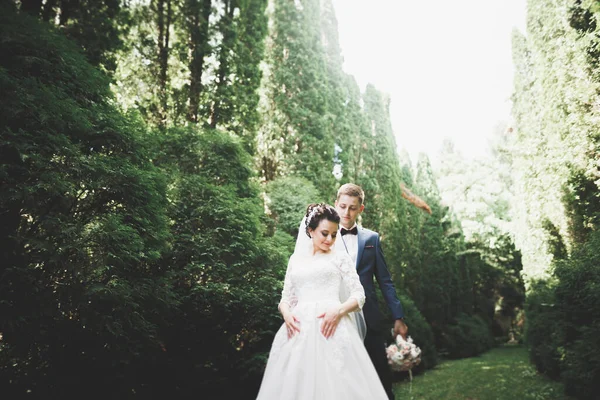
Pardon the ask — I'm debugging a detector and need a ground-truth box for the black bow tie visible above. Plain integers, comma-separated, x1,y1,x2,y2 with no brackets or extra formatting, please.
341,226,358,236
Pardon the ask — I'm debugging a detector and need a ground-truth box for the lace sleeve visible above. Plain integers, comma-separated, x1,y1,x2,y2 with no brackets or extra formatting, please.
279,256,297,309
337,253,366,309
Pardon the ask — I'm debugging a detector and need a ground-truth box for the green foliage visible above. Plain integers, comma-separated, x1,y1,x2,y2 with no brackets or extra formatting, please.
395,295,438,374
257,0,336,197
408,155,464,328
0,8,285,398
397,151,520,360
210,0,269,152
512,1,600,395
2,0,566,397
525,217,600,400
524,280,564,380
394,151,523,362
394,346,575,400
441,314,494,359
435,133,514,246
152,126,289,397
113,0,268,140
0,7,171,398
564,169,600,246
57,0,130,73
112,0,180,127
265,176,323,237
510,0,600,281
155,127,257,197
553,228,600,399
16,0,131,73
358,85,409,288
470,234,526,322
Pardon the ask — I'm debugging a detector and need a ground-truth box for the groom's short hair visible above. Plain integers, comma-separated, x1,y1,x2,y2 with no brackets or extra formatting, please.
336,183,365,205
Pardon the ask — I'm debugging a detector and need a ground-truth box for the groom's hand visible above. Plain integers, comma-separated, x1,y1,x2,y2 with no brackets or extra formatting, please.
317,307,342,339
394,319,408,339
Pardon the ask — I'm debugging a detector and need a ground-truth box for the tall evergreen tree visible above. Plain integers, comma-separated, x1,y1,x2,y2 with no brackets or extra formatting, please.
512,1,600,395
15,0,130,73
413,155,453,326
257,0,335,197
184,0,212,123
435,135,525,336
111,0,184,127
112,0,267,143
209,0,269,152
358,84,408,287
319,0,351,184
510,0,600,280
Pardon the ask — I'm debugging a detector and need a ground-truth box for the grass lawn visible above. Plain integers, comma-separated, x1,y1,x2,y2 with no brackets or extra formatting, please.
393,345,573,400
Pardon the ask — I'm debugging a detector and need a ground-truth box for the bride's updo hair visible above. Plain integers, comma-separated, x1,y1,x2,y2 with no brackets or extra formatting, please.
305,203,340,237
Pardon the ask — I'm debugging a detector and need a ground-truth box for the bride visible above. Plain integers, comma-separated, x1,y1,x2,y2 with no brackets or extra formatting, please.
256,203,389,399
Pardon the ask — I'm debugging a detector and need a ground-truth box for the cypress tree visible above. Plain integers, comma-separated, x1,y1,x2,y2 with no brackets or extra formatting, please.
359,84,408,287
18,0,130,73
209,0,269,153
257,0,335,198
512,2,600,395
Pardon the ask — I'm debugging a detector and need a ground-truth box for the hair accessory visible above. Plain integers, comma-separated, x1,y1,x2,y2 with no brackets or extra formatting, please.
306,205,320,226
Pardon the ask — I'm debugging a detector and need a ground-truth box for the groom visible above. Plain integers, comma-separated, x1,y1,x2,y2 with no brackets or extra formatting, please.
334,183,407,400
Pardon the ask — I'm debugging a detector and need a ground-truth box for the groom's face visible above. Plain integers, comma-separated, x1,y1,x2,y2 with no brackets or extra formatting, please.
335,194,364,229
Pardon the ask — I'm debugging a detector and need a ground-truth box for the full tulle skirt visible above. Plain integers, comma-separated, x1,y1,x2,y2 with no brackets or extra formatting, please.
256,301,388,400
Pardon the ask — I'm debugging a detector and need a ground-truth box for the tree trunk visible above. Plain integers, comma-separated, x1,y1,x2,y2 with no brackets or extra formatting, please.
58,0,74,25
261,154,277,182
42,0,58,22
20,0,43,16
0,145,25,303
186,0,212,123
209,0,236,128
156,0,172,127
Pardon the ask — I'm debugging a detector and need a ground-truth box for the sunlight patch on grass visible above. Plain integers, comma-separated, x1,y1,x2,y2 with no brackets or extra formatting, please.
393,345,573,400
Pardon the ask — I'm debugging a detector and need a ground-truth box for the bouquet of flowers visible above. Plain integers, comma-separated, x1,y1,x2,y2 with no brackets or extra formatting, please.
386,330,422,376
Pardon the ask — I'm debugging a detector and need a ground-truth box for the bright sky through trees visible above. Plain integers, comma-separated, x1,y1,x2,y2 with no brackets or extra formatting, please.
331,0,527,161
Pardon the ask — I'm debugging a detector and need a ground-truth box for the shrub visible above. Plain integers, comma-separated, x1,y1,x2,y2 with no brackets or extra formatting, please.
381,294,437,380
397,295,438,373
553,229,600,399
265,176,323,237
0,7,171,399
524,279,564,380
151,127,290,398
441,313,494,359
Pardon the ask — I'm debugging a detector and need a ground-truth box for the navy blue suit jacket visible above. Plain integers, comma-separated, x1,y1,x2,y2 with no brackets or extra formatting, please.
350,226,404,332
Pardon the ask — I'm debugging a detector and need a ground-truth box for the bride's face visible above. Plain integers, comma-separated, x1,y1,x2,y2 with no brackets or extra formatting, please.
309,219,339,254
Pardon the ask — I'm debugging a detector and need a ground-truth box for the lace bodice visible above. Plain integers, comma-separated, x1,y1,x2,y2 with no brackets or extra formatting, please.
280,251,365,310
266,250,369,375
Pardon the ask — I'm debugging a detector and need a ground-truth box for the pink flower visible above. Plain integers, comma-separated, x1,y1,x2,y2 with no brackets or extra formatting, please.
386,344,398,357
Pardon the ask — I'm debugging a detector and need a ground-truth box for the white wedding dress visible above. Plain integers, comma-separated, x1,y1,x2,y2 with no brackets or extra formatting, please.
256,250,388,400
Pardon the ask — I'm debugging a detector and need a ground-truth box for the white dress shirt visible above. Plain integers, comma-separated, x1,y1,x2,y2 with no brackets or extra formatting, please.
337,224,359,265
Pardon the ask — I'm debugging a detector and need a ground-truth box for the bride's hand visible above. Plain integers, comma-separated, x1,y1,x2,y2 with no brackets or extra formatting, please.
283,312,301,339
317,307,342,339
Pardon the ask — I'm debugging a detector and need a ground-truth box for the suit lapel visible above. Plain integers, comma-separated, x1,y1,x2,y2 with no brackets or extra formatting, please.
356,227,366,269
